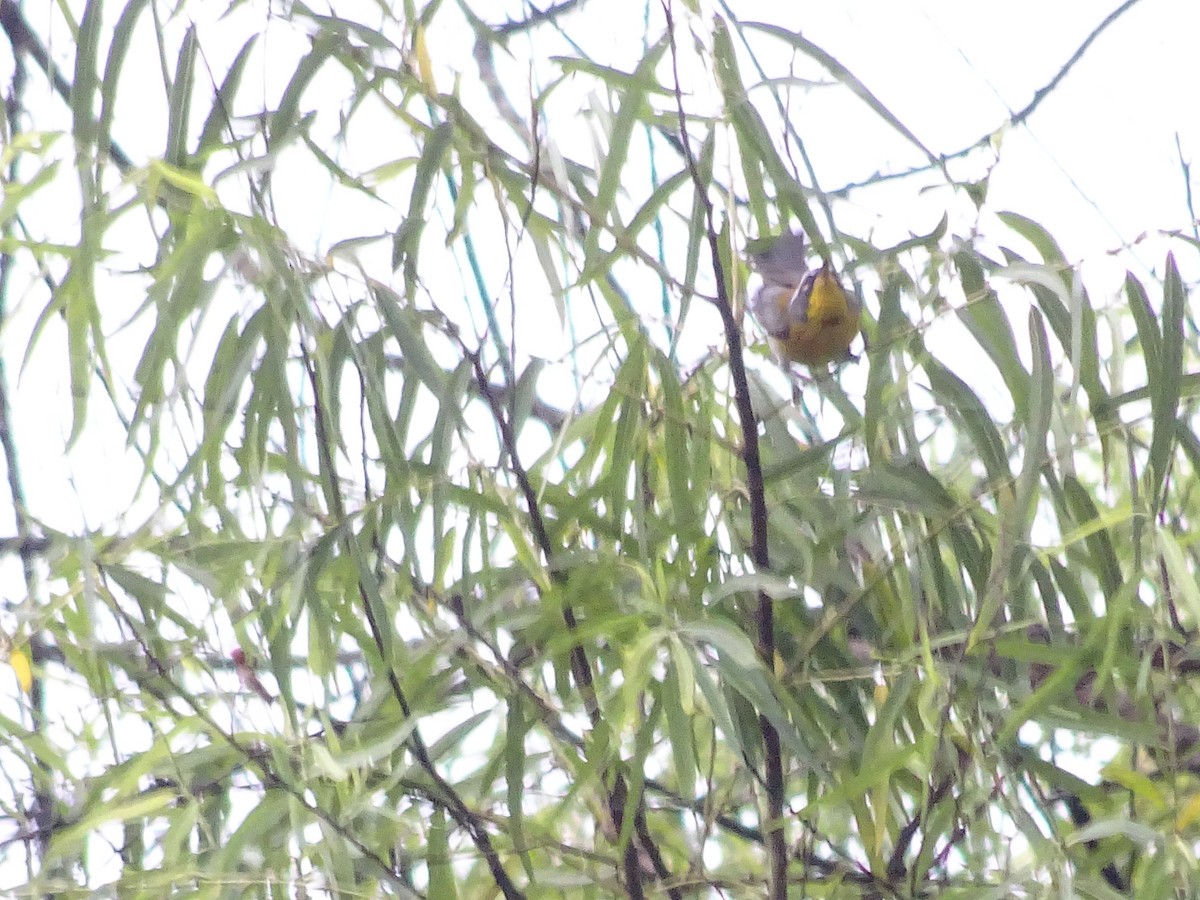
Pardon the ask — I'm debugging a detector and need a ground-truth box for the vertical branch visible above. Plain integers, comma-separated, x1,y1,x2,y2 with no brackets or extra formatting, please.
662,4,787,897
0,3,56,870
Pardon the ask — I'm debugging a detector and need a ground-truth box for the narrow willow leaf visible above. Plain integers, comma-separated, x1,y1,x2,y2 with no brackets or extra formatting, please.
607,339,647,530
448,150,479,245
995,649,1086,746
924,358,1010,485
687,621,816,767
1125,271,1161,380
863,275,904,457
98,0,150,167
215,790,290,875
270,32,338,146
664,643,697,799
710,23,767,233
72,0,104,151
63,269,96,446
1094,575,1139,699
552,56,673,95
413,23,436,91
1148,253,1185,506
583,37,668,269
797,743,919,819
372,285,453,414
292,8,399,51
855,460,960,519
654,350,697,537
202,313,263,454
392,119,454,286
955,251,1029,414
1060,476,1122,598
48,788,175,861
1156,527,1200,625
998,210,1067,263
165,26,198,167
871,214,948,257
505,699,535,879
510,358,545,439
625,168,689,240
197,37,258,158
1015,308,1053,537
685,130,715,296
1067,818,1160,848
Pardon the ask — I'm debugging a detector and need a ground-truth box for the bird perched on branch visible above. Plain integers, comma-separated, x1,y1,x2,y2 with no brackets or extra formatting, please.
748,231,861,367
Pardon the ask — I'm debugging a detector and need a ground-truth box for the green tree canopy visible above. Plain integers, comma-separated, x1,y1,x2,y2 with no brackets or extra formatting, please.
1,1,1198,897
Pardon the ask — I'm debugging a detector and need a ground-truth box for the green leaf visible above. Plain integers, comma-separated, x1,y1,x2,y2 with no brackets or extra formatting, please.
954,251,1029,414
995,647,1086,746
1148,253,1185,507
71,0,104,152
582,37,669,270
654,349,697,537
196,37,258,158
47,788,175,863
392,119,455,286
427,806,459,898
924,358,1010,485
1015,308,1053,537
216,789,290,871
98,0,150,168
505,698,535,878
165,25,198,167
1156,527,1200,625
998,210,1066,263
1125,271,1161,380
1060,476,1124,598
663,643,697,799
270,31,338,147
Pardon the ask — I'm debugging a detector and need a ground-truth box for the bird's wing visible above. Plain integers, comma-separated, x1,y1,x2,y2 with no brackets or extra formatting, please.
750,283,802,336
749,231,812,336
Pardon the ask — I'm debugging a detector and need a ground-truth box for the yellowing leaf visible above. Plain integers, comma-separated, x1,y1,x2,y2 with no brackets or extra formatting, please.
10,649,32,694
414,26,435,92
1176,792,1200,831
873,679,889,707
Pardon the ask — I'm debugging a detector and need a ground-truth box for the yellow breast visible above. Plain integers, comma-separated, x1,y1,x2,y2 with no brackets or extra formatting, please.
770,267,861,366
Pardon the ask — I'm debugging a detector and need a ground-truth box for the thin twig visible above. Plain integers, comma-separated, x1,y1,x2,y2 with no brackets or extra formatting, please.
822,0,1147,199
494,0,586,38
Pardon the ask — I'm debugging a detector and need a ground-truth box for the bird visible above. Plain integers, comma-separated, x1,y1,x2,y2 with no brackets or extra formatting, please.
231,647,276,705
747,231,861,367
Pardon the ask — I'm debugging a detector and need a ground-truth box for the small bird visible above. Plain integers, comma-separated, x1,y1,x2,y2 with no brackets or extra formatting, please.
231,647,275,705
748,231,861,367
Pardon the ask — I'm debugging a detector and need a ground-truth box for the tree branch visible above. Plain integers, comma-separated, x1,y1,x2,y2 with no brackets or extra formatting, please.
663,5,786,897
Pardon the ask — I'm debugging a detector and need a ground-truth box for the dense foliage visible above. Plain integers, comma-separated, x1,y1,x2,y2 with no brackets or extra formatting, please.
1,1,1197,897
